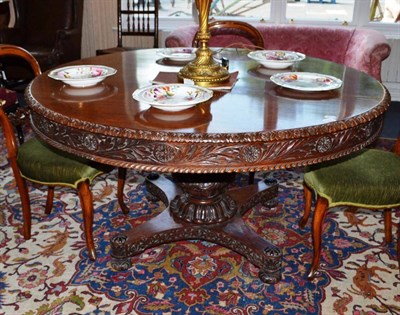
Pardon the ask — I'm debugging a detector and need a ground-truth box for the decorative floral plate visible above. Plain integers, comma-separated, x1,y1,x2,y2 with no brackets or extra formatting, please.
48,65,117,87
157,47,197,61
270,72,342,91
132,84,213,112
248,50,305,69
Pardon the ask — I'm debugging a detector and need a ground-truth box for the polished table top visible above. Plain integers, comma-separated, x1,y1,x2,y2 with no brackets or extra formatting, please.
26,48,390,173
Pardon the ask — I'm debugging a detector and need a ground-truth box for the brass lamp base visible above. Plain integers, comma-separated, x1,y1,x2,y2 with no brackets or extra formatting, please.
178,47,229,87
178,0,230,87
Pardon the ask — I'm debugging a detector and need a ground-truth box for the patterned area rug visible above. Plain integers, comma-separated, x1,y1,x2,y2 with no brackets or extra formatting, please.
0,131,399,315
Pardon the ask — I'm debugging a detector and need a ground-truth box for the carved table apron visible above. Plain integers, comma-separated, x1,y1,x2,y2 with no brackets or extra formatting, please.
26,49,390,283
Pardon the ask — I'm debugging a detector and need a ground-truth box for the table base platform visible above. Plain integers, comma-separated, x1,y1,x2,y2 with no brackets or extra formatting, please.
110,173,282,284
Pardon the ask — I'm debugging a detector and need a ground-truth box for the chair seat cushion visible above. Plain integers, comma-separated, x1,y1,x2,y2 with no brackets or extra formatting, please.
17,137,110,188
304,148,400,208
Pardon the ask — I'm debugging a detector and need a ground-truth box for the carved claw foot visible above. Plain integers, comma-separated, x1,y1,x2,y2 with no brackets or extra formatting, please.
264,197,279,208
259,269,282,284
258,246,282,284
111,257,132,271
110,234,131,270
264,178,278,186
260,178,280,211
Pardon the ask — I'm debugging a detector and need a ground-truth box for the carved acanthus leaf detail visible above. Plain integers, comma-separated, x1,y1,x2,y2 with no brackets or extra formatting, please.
30,110,384,173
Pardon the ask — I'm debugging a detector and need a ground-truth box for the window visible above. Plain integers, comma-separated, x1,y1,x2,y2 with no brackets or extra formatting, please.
159,1,272,21
371,0,400,23
286,0,355,23
158,0,400,37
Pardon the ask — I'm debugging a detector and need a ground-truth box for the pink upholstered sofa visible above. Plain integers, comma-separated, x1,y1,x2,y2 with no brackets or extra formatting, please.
165,24,391,81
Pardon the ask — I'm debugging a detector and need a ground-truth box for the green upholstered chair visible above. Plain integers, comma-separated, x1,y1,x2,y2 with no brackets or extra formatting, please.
301,136,400,279
0,44,129,260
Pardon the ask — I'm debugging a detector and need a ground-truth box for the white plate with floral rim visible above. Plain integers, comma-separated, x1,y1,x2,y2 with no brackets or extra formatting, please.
48,65,117,87
270,72,342,91
248,50,306,69
132,84,213,112
157,47,197,61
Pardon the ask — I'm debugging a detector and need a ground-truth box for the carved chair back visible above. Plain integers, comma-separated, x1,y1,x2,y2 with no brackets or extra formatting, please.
117,0,159,48
192,20,265,49
0,44,41,143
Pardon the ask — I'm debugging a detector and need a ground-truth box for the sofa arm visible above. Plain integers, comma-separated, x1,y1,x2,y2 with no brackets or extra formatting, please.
344,28,391,81
165,25,199,47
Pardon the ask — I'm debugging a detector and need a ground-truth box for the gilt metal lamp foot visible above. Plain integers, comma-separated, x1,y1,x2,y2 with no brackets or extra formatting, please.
178,0,230,87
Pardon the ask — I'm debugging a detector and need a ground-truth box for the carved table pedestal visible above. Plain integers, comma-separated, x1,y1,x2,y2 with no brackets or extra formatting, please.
111,173,282,283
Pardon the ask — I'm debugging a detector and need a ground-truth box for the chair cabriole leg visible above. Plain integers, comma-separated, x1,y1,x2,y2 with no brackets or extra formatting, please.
308,196,329,280
383,208,392,244
248,171,255,185
45,186,55,215
9,159,31,239
15,173,31,239
77,180,96,261
397,215,400,268
300,183,313,228
117,167,129,214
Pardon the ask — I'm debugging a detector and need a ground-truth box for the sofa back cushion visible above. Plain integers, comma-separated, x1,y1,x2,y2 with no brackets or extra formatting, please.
255,24,355,65
164,23,390,81
208,34,257,48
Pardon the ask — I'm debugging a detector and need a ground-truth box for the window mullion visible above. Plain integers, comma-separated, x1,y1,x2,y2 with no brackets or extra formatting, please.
270,0,286,24
353,0,370,26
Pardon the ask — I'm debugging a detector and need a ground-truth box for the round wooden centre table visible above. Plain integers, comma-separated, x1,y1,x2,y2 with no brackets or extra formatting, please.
26,48,390,283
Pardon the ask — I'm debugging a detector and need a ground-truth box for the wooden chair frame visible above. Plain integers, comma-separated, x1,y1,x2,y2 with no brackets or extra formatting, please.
192,20,265,49
0,44,129,260
301,136,400,279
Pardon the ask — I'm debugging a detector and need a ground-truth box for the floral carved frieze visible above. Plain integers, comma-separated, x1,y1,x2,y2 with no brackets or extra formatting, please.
31,112,383,173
